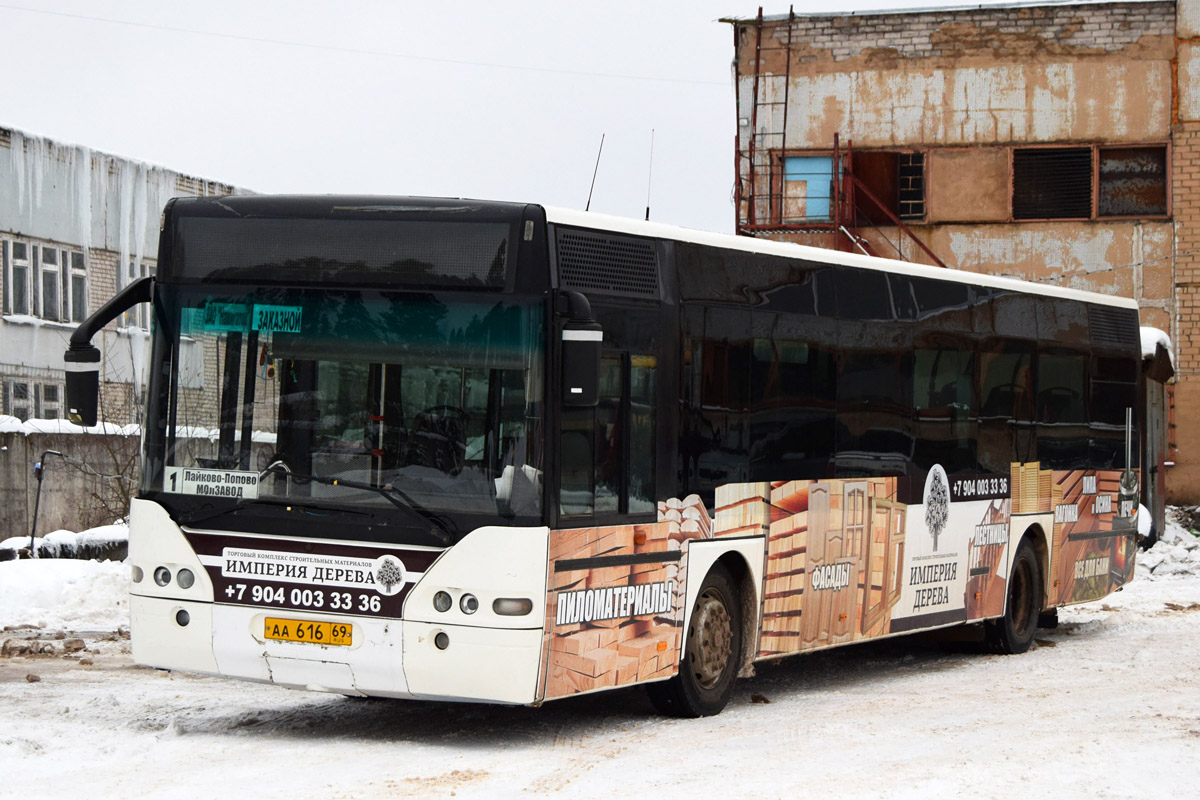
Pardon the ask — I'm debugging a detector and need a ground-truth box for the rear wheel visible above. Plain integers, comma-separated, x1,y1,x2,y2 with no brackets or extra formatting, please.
646,563,741,717
986,539,1042,654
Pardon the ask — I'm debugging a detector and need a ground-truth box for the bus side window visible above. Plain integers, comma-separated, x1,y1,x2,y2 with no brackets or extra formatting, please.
1090,352,1138,469
628,356,657,513
558,354,656,517
558,357,621,517
833,267,913,478
1037,347,1089,469
977,339,1036,472
560,407,596,516
912,338,977,473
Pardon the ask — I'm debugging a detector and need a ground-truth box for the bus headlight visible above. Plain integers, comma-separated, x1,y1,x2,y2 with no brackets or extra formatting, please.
154,566,172,586
131,565,144,583
177,569,195,589
433,591,452,612
459,593,479,614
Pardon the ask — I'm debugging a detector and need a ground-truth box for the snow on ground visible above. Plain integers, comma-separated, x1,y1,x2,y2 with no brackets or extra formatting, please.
0,558,128,631
1,526,1199,798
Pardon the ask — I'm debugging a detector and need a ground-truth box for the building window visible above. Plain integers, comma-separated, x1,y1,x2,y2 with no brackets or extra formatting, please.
122,260,154,329
779,151,926,225
40,384,61,419
3,240,88,322
1098,146,1167,217
1013,147,1092,219
40,245,61,320
7,240,31,316
850,151,926,224
66,250,87,322
782,156,836,223
1013,145,1167,220
5,381,32,421
2,382,62,420
898,153,926,220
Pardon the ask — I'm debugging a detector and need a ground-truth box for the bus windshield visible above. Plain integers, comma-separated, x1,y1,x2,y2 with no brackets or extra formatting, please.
143,286,545,534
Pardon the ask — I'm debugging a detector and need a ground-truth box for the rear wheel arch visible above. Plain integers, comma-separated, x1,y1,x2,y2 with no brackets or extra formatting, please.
1019,524,1051,612
987,532,1044,654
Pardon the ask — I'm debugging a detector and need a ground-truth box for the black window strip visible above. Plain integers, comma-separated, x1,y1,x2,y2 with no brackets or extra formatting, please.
555,550,682,572
1067,529,1134,542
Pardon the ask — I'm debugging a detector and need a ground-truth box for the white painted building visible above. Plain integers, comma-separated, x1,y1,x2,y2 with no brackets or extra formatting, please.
0,127,245,423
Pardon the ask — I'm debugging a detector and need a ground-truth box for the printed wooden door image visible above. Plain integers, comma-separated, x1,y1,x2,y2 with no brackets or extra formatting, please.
861,497,904,636
888,505,904,609
835,483,865,643
801,481,862,649
800,482,831,650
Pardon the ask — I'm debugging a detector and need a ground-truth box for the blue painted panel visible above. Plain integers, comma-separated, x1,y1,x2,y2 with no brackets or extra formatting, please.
783,156,834,221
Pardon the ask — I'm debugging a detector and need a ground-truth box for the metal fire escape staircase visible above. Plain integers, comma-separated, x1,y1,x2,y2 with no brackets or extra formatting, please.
735,7,947,269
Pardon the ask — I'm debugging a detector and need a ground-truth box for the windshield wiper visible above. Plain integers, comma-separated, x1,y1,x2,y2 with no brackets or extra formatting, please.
260,461,453,546
177,496,367,528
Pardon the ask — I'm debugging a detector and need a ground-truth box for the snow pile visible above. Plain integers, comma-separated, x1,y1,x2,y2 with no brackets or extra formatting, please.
1140,325,1174,367
0,414,278,443
1137,515,1200,579
0,557,128,631
0,522,128,560
0,413,139,437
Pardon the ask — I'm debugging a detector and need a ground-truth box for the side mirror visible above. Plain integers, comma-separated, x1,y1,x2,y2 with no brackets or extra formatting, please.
61,276,154,428
558,290,601,407
562,319,602,406
65,344,102,427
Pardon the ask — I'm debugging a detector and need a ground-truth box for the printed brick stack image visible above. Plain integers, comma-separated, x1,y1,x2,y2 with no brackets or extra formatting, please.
542,495,714,699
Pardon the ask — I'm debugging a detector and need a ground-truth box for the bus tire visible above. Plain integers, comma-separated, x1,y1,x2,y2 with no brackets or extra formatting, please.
986,539,1042,655
646,563,741,717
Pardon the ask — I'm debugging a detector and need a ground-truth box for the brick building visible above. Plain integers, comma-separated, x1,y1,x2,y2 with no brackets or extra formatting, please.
0,126,244,426
727,0,1200,501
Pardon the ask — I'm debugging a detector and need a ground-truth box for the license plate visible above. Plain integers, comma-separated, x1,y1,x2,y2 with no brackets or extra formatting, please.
264,617,353,647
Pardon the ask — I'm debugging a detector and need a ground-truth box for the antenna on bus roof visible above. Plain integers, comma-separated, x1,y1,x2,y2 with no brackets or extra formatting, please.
585,133,605,212
645,128,655,221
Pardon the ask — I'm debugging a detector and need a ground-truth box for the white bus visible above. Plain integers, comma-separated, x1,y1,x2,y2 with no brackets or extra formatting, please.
65,195,1164,716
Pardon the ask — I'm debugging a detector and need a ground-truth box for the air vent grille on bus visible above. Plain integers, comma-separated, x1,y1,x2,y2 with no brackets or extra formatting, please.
556,229,659,299
1088,305,1138,350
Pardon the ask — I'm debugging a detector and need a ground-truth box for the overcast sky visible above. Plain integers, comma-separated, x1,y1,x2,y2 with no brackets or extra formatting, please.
4,0,1013,234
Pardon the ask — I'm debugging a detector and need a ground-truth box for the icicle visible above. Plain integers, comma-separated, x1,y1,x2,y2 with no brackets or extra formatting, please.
76,146,92,252
30,135,44,212
10,130,25,220
118,160,134,289
132,162,147,272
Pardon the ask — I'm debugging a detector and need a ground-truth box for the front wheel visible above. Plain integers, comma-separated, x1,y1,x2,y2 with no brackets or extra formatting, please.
646,563,741,717
985,539,1043,654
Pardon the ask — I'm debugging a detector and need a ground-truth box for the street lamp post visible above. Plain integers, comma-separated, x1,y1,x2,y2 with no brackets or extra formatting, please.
29,450,65,558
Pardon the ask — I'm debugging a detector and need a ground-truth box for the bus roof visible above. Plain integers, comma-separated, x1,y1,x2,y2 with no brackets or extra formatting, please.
165,195,1138,312
544,206,1140,312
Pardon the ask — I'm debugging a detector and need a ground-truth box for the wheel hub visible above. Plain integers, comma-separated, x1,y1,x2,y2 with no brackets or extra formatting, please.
688,589,734,689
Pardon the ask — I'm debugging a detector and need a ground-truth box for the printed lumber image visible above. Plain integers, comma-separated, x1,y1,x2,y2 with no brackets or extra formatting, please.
1051,468,1138,605
542,495,712,700
965,498,1010,620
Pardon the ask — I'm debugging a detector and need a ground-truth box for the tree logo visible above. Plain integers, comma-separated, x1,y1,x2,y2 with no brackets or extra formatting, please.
372,555,407,596
924,465,950,551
